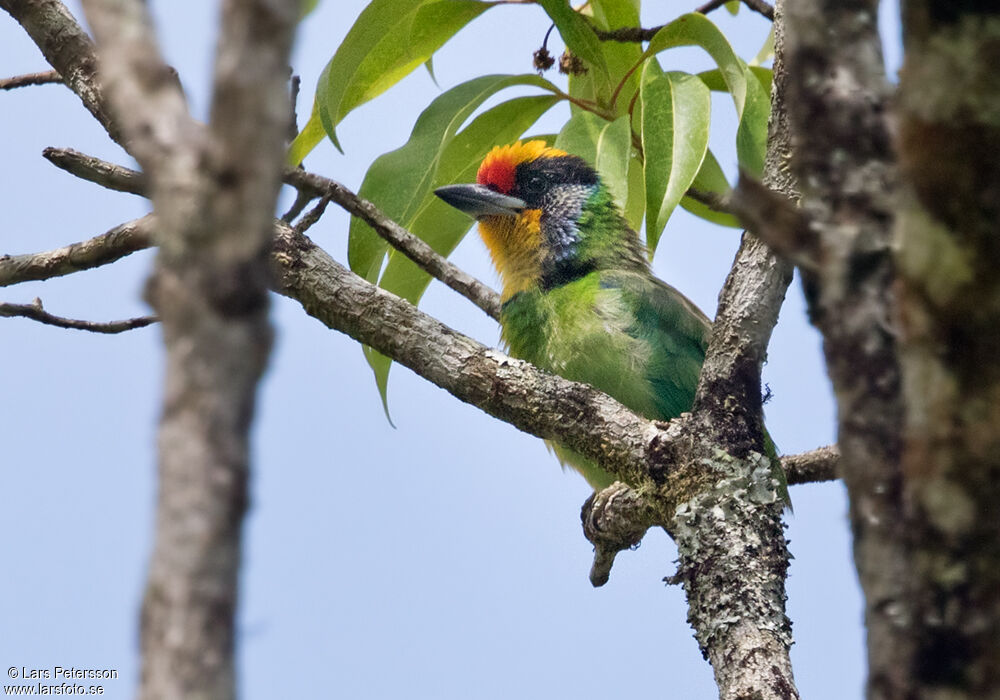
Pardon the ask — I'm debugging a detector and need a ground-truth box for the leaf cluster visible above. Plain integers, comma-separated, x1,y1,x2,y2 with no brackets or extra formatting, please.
292,0,773,407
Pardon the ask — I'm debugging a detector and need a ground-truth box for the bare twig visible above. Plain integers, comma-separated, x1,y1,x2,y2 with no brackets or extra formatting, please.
738,0,776,20
684,187,730,213
288,73,300,141
782,445,838,484
0,69,62,90
594,0,774,43
43,147,147,195
592,25,660,43
694,0,730,15
284,168,503,321
0,298,156,333
0,215,154,287
281,182,315,222
292,195,330,236
581,482,658,586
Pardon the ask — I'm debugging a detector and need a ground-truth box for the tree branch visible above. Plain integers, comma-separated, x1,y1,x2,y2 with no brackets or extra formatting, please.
0,68,62,89
43,147,148,195
661,1,797,695
0,215,154,287
782,445,838,485
593,0,774,42
0,0,122,145
727,173,818,271
0,299,156,333
284,168,503,321
39,148,503,322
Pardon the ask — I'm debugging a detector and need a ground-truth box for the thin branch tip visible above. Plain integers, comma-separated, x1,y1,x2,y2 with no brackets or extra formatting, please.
43,147,147,195
0,69,63,90
0,299,157,333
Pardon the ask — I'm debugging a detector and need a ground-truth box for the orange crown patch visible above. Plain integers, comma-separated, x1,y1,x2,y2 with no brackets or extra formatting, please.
476,141,568,194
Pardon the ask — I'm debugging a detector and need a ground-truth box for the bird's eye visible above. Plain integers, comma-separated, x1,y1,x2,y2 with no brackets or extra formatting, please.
525,175,546,194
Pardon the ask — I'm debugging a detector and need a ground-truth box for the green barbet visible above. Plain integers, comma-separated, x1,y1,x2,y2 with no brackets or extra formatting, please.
436,141,776,493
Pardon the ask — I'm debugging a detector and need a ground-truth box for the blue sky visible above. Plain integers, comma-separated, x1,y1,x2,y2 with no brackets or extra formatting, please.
1,1,902,697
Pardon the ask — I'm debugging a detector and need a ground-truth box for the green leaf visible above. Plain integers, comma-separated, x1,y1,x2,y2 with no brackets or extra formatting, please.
537,0,610,92
315,0,492,153
288,97,326,166
697,66,772,95
301,0,321,18
724,0,740,14
750,25,775,67
350,83,560,412
555,112,632,210
587,0,642,111
642,13,770,176
680,148,741,228
623,148,645,231
555,111,603,164
640,67,711,254
424,55,438,86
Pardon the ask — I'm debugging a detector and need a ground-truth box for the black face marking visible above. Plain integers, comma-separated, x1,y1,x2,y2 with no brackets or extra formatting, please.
508,156,601,291
510,156,598,208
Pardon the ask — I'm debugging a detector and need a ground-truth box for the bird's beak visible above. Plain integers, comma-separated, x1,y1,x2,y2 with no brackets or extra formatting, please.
434,184,526,218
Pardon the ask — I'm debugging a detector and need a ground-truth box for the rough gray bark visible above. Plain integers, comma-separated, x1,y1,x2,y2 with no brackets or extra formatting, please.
0,0,120,143
0,215,152,287
780,0,907,697
894,4,1000,696
71,0,299,697
669,1,797,695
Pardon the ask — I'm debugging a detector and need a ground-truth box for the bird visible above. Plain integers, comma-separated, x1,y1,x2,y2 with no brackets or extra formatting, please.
435,140,778,495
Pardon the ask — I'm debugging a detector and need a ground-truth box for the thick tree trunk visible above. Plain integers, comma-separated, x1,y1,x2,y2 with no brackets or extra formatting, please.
75,0,300,697
781,0,910,697
894,4,1000,696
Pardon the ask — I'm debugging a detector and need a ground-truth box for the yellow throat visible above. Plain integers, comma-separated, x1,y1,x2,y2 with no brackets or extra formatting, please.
474,141,567,301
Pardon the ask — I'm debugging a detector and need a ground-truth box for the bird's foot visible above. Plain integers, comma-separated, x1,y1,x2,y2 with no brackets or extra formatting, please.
581,481,656,587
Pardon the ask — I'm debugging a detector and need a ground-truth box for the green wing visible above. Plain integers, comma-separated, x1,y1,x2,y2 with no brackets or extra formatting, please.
598,270,711,421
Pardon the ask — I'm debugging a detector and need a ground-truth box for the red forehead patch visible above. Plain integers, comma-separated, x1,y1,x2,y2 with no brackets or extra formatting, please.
476,141,568,194
476,156,516,194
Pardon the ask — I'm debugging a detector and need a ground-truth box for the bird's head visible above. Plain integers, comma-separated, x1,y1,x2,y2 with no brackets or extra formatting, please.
435,140,645,300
